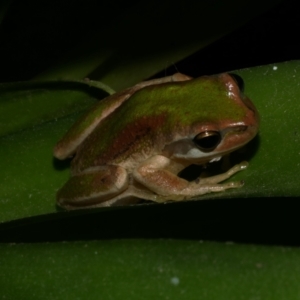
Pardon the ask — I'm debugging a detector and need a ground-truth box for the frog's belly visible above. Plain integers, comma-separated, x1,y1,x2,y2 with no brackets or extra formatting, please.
118,150,158,172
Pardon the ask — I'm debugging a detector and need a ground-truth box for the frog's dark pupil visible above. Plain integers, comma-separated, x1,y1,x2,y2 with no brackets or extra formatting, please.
194,131,221,152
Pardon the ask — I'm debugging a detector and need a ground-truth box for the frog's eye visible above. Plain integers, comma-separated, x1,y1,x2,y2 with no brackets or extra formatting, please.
193,131,221,152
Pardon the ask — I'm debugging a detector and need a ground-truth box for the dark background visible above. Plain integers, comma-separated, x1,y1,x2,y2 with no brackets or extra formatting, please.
0,0,298,81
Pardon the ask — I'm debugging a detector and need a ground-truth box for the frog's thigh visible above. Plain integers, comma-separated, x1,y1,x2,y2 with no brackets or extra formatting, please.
133,155,192,199
133,155,246,201
57,165,129,208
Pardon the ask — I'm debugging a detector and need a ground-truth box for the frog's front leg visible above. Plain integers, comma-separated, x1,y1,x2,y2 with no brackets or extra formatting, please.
56,165,129,209
133,155,247,203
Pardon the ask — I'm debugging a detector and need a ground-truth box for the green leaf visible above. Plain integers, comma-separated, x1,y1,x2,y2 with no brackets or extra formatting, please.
1,240,300,299
0,80,113,137
0,60,299,224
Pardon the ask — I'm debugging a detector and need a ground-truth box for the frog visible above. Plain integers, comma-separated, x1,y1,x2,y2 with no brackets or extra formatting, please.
54,72,259,210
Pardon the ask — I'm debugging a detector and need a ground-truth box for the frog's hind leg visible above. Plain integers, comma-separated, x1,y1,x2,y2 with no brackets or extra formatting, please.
56,165,129,209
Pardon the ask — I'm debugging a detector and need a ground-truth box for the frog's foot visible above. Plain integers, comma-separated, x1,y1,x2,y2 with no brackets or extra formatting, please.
198,161,248,185
133,155,248,203
56,165,129,209
183,163,246,199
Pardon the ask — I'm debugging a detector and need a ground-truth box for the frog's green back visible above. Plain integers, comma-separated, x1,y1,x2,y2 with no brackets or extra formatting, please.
128,75,246,125
72,75,249,171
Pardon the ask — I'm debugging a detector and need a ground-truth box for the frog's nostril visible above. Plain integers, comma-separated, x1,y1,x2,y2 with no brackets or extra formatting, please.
229,73,244,92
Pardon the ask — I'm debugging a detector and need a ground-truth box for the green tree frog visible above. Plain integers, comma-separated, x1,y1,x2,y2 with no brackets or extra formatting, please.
54,73,259,210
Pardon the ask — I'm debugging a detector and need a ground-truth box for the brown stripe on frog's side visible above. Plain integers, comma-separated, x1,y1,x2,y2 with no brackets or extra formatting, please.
72,114,168,173
98,114,168,164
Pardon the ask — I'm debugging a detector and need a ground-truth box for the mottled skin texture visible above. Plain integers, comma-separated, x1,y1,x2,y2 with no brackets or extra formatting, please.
54,73,259,209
